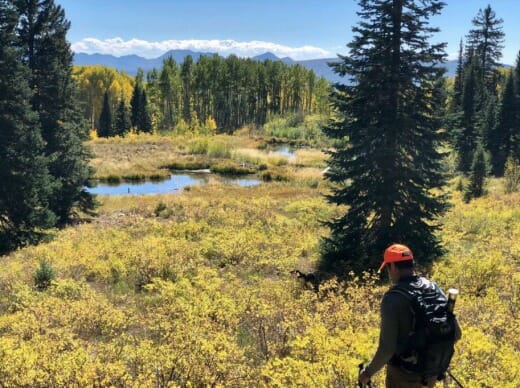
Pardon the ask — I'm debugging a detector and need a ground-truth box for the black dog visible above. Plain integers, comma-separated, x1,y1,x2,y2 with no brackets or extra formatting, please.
290,269,319,291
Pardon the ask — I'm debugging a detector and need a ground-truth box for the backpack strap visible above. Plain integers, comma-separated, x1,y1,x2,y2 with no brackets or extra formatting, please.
387,286,417,333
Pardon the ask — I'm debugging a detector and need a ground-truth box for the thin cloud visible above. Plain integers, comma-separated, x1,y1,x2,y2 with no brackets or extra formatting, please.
71,37,332,60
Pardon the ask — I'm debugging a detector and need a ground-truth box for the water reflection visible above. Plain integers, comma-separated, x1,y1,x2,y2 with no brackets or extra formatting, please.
88,173,261,196
267,146,296,159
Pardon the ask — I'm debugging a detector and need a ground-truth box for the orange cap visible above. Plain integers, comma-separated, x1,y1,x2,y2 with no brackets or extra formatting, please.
378,244,414,272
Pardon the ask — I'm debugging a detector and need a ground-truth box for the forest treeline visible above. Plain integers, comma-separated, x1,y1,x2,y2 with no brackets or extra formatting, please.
0,0,94,253
74,55,331,136
447,5,520,191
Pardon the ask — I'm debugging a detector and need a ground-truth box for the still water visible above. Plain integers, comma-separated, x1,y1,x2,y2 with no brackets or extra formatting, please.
88,173,261,196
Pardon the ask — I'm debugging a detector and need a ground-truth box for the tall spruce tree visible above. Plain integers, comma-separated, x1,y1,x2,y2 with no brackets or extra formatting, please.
450,39,465,113
98,91,113,137
139,89,153,133
15,0,95,224
129,68,152,132
0,0,55,252
466,5,505,92
114,93,131,136
131,69,143,130
456,54,482,173
321,0,447,274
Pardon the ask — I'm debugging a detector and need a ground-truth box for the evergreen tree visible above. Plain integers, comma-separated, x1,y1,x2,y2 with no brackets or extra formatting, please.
130,69,143,130
139,89,153,133
478,95,497,150
321,0,447,274
445,40,465,147
464,144,489,202
490,72,516,176
114,94,131,136
129,68,152,133
466,5,505,91
98,91,113,137
449,39,465,113
456,55,482,173
0,1,55,252
15,0,95,224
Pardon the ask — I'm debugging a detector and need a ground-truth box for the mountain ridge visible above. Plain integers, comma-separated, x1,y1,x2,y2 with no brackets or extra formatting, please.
73,50,469,83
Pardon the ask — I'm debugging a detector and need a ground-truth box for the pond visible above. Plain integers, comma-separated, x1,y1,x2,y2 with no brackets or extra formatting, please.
87,172,261,196
267,146,296,159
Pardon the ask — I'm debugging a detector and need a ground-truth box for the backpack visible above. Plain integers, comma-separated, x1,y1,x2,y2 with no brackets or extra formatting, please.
389,276,457,380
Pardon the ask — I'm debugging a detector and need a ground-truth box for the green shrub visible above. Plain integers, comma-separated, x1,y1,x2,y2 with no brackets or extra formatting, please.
34,259,56,291
154,201,168,216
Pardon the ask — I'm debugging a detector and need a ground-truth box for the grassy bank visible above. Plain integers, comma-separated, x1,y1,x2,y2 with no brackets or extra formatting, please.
0,176,518,385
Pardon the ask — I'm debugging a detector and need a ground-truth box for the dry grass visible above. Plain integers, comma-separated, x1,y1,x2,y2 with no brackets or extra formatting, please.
290,148,328,168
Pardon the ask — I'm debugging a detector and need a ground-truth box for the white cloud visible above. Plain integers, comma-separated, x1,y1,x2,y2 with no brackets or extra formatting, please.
71,37,331,60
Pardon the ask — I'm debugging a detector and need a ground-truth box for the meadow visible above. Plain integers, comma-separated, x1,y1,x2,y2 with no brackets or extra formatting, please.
0,133,518,386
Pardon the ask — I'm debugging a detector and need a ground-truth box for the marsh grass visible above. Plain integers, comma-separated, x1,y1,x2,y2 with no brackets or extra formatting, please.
290,148,328,168
90,133,327,184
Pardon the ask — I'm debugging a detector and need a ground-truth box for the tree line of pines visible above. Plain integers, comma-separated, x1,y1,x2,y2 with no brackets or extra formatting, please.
0,0,95,254
321,0,519,276
447,5,520,202
89,55,330,136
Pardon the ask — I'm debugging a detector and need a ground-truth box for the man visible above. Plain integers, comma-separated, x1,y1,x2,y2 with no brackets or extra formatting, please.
358,244,461,387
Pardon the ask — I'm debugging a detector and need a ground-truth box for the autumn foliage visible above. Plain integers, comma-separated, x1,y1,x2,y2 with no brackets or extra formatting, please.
0,176,518,386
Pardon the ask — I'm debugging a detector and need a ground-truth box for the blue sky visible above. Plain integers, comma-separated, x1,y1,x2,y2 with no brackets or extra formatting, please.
56,0,520,64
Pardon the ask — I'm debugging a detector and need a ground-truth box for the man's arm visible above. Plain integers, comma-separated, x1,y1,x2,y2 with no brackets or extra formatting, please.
363,292,402,378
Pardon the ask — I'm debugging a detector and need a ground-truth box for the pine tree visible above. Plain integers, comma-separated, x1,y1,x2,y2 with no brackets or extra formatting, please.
131,69,143,130
489,72,516,176
0,1,55,252
456,55,482,173
139,89,153,133
464,144,489,202
98,91,113,137
466,5,505,92
114,94,131,136
15,0,95,224
449,39,465,113
478,95,497,151
321,0,447,274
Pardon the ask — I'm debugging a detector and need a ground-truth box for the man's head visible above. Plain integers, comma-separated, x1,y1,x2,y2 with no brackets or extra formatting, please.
379,244,414,281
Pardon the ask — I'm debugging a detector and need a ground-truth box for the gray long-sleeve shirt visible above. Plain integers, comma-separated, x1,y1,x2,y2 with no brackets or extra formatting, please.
364,283,462,378
365,291,412,377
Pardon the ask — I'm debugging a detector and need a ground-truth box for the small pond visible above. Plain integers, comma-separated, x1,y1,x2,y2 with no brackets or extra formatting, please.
87,172,261,196
267,146,297,159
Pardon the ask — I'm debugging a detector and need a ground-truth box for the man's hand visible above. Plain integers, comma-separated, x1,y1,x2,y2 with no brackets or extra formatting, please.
358,368,371,385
